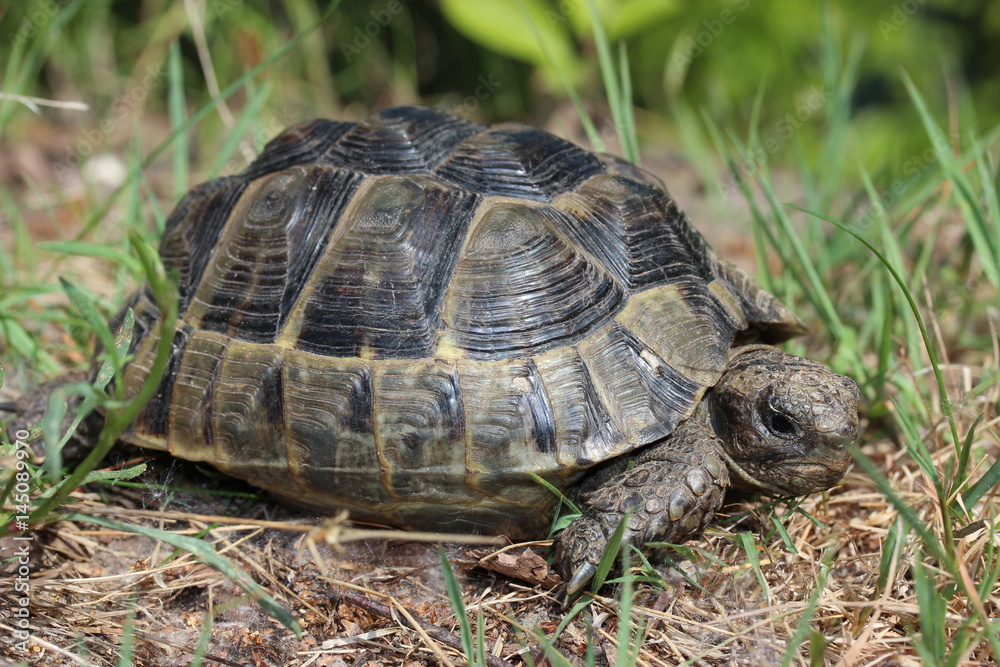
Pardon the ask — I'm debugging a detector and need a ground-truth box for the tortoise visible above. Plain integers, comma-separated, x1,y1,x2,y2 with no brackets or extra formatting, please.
52,106,863,598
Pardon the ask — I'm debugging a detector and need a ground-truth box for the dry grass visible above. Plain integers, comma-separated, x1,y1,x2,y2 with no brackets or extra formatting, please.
2,357,998,666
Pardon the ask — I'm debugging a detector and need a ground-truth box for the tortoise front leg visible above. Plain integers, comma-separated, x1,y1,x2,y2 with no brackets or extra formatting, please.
554,416,730,602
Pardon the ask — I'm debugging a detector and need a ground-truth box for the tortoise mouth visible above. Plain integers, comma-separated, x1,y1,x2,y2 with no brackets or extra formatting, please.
764,461,852,495
725,454,853,496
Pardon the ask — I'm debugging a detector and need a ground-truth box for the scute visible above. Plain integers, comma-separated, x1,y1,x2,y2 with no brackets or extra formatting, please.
184,166,363,342
282,174,480,359
551,172,715,290
373,360,469,500
578,322,702,446
209,342,292,492
281,350,391,509
166,331,228,461
440,201,624,358
118,105,807,533
712,258,805,341
243,119,354,180
328,106,483,174
159,175,248,310
615,279,744,386
436,123,604,200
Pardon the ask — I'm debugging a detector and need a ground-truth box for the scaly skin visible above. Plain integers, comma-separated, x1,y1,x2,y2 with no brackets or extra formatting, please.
555,346,859,602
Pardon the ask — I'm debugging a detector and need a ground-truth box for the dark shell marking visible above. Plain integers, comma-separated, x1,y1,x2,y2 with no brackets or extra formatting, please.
121,105,801,537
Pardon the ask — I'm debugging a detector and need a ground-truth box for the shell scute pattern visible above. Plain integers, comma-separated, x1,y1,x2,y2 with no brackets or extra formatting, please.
457,356,561,507
532,346,621,467
576,322,702,446
126,321,192,444
551,172,717,290
327,105,483,174
166,330,228,460
120,105,804,534
281,351,392,510
283,174,480,359
159,175,249,309
210,342,290,489
440,201,625,358
435,124,605,200
241,119,353,180
183,166,364,343
372,359,468,500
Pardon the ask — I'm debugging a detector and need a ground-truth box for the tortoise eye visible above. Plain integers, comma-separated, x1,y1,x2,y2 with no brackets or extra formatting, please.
762,407,798,438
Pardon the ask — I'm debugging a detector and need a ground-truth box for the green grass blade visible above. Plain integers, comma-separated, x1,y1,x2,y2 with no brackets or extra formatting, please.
117,601,137,667
770,514,799,554
788,203,962,473
736,532,770,604
59,278,117,366
0,316,62,375
188,612,214,667
538,600,591,663
617,43,639,166
0,0,89,130
850,445,948,565
953,413,984,499
36,242,143,275
29,233,177,523
208,82,273,178
516,0,603,151
876,517,905,596
901,72,998,288
962,455,1000,508
584,0,638,164
437,544,475,663
168,41,188,204
890,397,943,490
748,168,845,341
615,551,635,667
475,603,486,667
911,555,946,665
781,548,834,667
592,509,631,593
973,137,1000,277
809,631,827,667
529,471,582,515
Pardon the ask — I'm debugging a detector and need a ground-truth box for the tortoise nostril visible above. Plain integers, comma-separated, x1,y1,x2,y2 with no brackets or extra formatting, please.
828,419,859,450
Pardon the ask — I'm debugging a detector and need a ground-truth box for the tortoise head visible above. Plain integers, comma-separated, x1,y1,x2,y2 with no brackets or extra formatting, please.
708,347,859,496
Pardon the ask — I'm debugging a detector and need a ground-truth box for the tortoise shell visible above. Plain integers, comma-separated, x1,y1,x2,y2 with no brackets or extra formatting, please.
120,105,803,537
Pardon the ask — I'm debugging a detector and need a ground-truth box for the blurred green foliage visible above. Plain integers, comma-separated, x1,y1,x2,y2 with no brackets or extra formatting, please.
1,0,998,179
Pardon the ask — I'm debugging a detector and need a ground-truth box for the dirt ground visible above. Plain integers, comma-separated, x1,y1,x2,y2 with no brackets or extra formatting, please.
2,449,914,666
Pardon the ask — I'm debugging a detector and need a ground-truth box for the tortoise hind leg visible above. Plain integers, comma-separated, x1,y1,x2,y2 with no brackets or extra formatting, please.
554,413,730,603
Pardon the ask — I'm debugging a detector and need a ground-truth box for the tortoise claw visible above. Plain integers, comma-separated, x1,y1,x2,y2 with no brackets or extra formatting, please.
560,561,598,607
